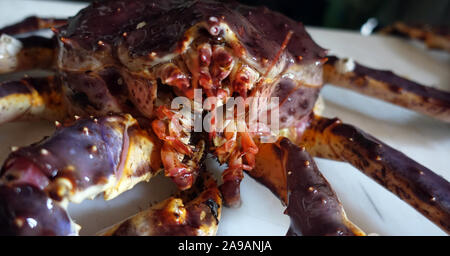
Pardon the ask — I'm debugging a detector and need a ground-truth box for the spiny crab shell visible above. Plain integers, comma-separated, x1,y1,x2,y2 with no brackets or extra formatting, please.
55,0,326,131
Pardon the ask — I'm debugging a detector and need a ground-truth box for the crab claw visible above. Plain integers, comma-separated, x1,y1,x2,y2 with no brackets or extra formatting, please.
0,183,78,236
101,172,222,236
0,114,162,235
251,138,365,236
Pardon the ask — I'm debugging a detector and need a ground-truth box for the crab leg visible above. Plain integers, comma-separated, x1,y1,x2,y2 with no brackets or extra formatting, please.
298,115,450,233
0,16,61,74
101,172,222,236
0,76,67,124
379,22,450,52
0,114,163,235
251,138,365,236
0,16,66,36
324,55,450,122
0,35,56,74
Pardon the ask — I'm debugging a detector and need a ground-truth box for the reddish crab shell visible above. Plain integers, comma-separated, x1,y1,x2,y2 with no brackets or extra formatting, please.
50,0,331,204
58,0,326,68
55,0,326,129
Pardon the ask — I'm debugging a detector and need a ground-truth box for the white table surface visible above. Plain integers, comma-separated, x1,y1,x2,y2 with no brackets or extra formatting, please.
0,0,449,236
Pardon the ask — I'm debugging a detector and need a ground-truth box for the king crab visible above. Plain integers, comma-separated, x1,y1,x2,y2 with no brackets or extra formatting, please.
0,0,449,236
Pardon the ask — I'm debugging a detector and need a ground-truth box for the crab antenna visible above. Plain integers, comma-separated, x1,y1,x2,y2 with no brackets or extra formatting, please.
250,30,293,96
264,30,293,78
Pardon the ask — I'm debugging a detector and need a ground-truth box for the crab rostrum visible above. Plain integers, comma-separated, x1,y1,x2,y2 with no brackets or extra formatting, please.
0,0,449,236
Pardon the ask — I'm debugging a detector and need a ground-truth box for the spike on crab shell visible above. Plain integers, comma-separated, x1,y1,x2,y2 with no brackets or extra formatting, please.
74,115,80,120
59,37,74,47
82,127,89,135
136,21,147,29
13,217,25,228
64,165,75,172
54,121,62,128
89,145,98,153
303,160,310,167
50,27,59,34
10,146,19,152
40,148,49,156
